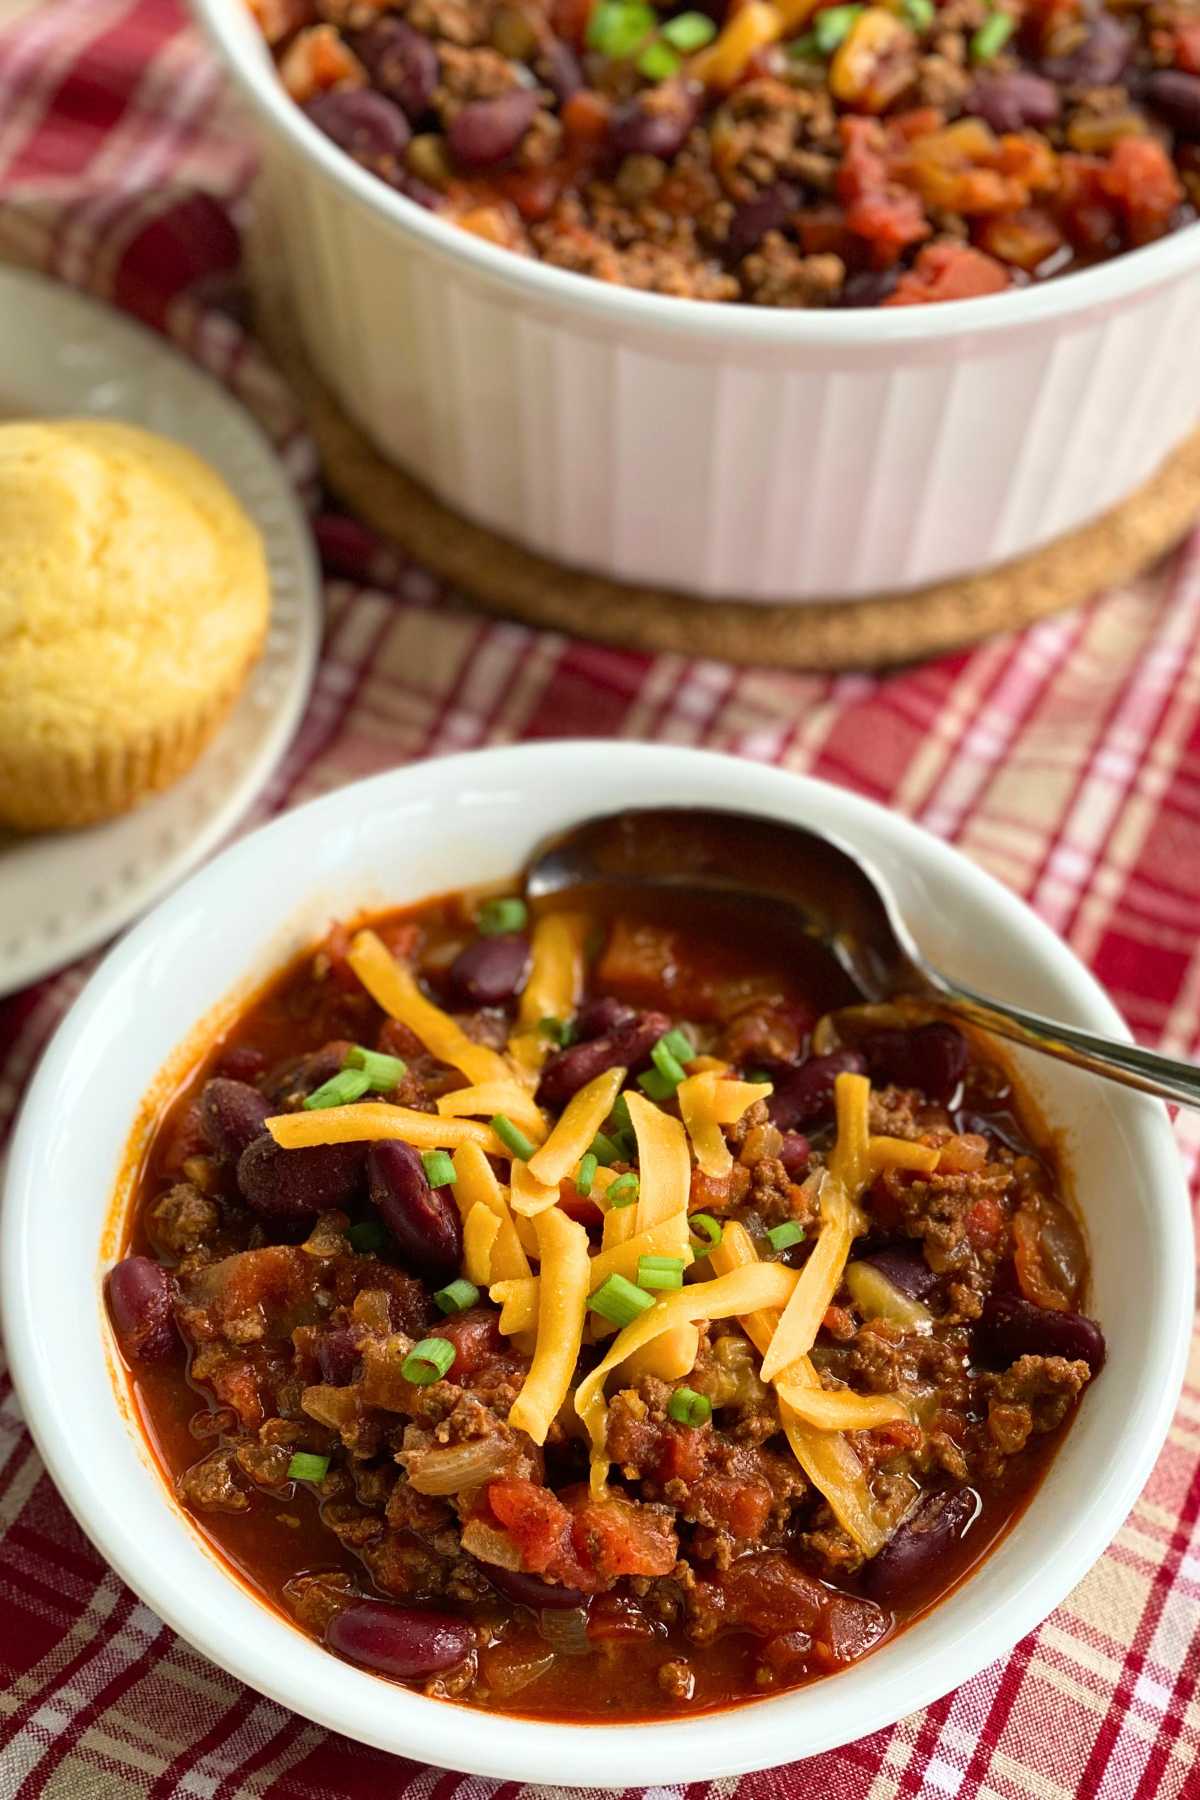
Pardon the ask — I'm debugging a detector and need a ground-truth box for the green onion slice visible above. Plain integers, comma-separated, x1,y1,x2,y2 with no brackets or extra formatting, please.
402,1337,457,1385
667,1387,712,1428
434,1278,480,1315
590,1130,622,1167
786,30,820,57
288,1452,330,1484
344,1045,407,1091
660,1027,696,1063
970,8,1015,60
661,10,716,49
609,1094,633,1135
814,3,863,51
348,1220,388,1254
688,1212,724,1255
588,1272,656,1328
636,37,679,77
539,1016,577,1047
422,1149,458,1188
902,0,934,27
637,1068,678,1102
575,1151,599,1198
637,1254,685,1291
477,896,528,936
605,1171,640,1209
767,1221,806,1252
650,1039,689,1087
491,1113,537,1161
587,0,656,57
303,1068,371,1111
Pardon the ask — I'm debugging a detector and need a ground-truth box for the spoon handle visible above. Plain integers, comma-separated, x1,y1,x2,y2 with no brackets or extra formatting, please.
931,978,1200,1110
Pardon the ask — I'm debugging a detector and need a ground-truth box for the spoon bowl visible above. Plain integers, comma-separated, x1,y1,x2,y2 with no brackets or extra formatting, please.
529,806,1200,1111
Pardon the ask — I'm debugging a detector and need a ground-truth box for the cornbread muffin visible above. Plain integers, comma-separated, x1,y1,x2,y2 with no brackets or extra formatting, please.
0,419,270,833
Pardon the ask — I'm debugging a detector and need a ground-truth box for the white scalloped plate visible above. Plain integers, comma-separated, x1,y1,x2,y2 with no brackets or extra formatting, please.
0,269,321,996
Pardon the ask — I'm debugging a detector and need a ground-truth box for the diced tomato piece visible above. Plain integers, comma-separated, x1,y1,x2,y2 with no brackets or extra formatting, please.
567,1488,679,1581
1101,136,1184,245
1176,19,1200,74
655,1425,708,1484
1056,154,1119,255
824,1593,890,1664
587,1594,658,1640
690,1476,773,1539
247,0,316,44
431,1306,506,1375
554,0,595,48
279,24,362,102
322,920,365,993
709,1552,828,1635
556,1181,605,1228
495,166,567,223
964,1192,1007,1253
795,205,852,257
487,1480,592,1589
561,88,612,146
885,242,1010,305
376,919,421,961
376,1017,425,1061
838,116,931,265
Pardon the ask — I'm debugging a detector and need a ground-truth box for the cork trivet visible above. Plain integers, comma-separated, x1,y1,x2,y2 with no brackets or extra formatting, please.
257,292,1200,670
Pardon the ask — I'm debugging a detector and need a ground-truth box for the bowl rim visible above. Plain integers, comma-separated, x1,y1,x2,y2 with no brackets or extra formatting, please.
189,0,1200,347
2,741,1193,1785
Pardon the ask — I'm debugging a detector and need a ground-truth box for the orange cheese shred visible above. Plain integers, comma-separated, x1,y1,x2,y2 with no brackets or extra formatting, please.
509,911,587,1073
266,1104,503,1154
347,929,513,1088
527,1066,625,1188
507,1208,590,1447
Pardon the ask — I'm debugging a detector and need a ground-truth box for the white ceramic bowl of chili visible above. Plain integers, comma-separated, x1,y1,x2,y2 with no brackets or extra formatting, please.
1,742,1193,1783
191,0,1200,604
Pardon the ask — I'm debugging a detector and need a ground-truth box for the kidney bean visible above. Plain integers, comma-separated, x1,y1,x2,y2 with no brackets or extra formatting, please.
390,169,441,208
449,933,530,1006
860,1487,979,1607
840,267,899,308
536,1010,672,1108
448,89,539,170
1042,14,1131,87
237,1134,366,1223
778,1131,812,1177
326,1600,474,1678
726,184,799,262
305,88,411,163
860,1245,939,1301
200,1078,271,1162
368,1141,462,1280
317,1327,362,1386
485,1565,589,1609
767,1050,867,1131
857,1023,967,1104
609,83,699,159
216,1044,266,1082
1139,71,1200,138
974,1293,1106,1375
967,71,1059,134
574,996,635,1040
542,38,583,104
352,17,438,122
105,1257,178,1364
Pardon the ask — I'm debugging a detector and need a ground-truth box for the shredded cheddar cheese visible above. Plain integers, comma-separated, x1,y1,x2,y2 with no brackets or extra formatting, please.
451,1142,530,1283
347,929,513,1088
678,1072,773,1178
828,1070,871,1200
527,1066,625,1188
777,1387,908,1431
575,1262,799,1495
463,1202,501,1286
509,1159,562,1218
509,911,587,1072
759,1173,857,1382
507,1208,590,1446
266,1104,503,1154
625,1091,697,1381
869,1135,940,1176
489,1219,695,1335
437,1082,547,1142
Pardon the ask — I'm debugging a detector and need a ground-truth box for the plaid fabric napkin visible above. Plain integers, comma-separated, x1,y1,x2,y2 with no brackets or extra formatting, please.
1,3,1199,1795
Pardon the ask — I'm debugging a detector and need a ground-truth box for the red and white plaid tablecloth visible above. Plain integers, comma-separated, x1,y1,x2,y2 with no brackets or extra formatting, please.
1,4,1199,1794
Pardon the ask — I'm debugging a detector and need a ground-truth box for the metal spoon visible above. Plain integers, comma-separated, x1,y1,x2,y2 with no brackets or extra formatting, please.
526,806,1200,1110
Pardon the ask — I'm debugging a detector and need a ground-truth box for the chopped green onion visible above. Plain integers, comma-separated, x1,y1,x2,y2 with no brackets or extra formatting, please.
288,1452,330,1484
902,0,935,28
660,1027,696,1063
539,1016,577,1047
688,1213,724,1255
422,1149,458,1188
650,1039,688,1088
767,1221,807,1252
477,896,528,936
637,1255,685,1291
575,1151,599,1197
348,1219,388,1254
668,1387,712,1427
588,1272,655,1327
661,10,716,49
637,1068,678,1102
786,30,820,57
344,1044,407,1091
612,1129,638,1162
303,1068,371,1110
814,3,863,51
606,1171,640,1208
590,1130,622,1167
586,0,657,56
434,1278,480,1314
970,8,1014,60
637,37,679,77
745,1068,773,1086
491,1114,537,1160
402,1337,457,1385
609,1095,633,1135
